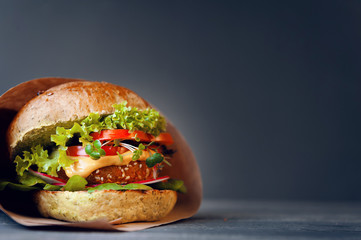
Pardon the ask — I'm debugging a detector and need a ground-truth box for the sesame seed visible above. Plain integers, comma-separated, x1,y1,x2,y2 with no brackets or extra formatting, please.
146,168,150,176
139,164,142,168
134,162,137,165
95,169,100,174
118,166,122,170
125,176,130,180
124,167,129,171
101,177,104,181
122,173,125,178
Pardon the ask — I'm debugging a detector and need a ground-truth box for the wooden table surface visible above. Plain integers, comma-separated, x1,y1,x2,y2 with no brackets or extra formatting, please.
1,199,361,240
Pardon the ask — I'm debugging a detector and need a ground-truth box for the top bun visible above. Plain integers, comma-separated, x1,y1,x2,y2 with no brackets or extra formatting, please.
7,81,151,159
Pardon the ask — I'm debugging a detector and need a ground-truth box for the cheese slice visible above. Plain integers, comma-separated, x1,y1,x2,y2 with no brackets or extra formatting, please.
64,150,155,178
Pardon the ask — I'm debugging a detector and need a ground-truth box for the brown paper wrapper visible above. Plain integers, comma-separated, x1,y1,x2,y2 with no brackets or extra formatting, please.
0,78,202,231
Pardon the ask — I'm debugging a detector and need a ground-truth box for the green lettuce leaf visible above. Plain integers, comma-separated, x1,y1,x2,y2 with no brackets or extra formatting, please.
18,171,46,186
63,175,87,191
14,153,33,177
34,146,59,176
14,145,75,177
43,184,62,191
57,147,75,171
14,146,50,177
151,179,187,193
122,183,153,191
87,183,152,193
0,180,40,191
50,127,72,146
109,102,166,137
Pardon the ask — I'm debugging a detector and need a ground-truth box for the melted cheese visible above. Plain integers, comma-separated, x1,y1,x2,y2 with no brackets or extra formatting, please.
64,150,155,178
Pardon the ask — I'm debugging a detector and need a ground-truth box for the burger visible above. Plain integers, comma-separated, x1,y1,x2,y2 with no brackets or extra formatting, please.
3,80,186,223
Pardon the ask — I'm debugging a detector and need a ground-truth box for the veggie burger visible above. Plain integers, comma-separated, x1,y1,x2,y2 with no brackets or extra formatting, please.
5,81,185,223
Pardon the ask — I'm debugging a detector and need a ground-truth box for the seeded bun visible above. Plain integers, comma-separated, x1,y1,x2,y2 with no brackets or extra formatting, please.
34,190,177,223
7,81,151,159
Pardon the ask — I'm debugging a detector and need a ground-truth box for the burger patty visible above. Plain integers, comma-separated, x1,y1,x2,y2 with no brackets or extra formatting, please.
58,160,159,184
87,160,159,184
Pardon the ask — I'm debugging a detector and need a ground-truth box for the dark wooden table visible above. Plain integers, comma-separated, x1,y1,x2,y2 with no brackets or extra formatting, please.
1,200,361,239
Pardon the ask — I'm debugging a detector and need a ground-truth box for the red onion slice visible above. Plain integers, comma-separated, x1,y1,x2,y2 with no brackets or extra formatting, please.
28,169,66,184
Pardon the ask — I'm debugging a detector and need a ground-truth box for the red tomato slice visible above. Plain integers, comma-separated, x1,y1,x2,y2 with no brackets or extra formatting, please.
91,129,174,145
91,129,151,142
67,145,128,156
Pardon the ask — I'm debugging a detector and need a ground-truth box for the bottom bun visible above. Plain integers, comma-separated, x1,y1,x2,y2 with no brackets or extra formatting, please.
34,189,177,223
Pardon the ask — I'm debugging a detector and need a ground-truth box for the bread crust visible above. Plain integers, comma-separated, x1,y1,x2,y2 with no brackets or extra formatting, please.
7,81,151,158
34,189,177,223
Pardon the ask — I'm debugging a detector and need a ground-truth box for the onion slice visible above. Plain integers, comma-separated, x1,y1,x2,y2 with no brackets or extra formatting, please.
28,169,66,184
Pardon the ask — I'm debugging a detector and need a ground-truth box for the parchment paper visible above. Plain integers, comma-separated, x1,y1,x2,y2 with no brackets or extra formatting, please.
0,77,202,231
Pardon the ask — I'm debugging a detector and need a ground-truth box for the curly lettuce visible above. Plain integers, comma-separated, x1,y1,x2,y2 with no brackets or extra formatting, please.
106,102,167,136
51,101,166,149
150,179,187,193
14,145,63,177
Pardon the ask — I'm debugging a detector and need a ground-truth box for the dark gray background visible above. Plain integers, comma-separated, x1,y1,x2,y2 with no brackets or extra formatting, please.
0,0,360,201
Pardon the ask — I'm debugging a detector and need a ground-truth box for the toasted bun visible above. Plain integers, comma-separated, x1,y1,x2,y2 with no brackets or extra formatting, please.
7,81,151,158
34,189,177,223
